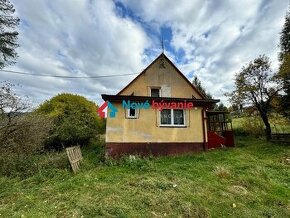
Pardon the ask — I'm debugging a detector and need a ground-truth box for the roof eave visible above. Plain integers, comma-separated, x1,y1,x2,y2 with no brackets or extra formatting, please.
101,94,219,106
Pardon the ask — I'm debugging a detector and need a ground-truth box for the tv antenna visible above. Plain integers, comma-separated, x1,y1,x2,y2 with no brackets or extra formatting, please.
161,34,164,53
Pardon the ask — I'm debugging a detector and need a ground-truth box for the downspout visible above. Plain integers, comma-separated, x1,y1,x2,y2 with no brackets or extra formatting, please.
201,107,208,151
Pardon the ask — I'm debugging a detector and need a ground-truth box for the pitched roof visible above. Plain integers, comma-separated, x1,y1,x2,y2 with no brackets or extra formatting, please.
117,53,205,99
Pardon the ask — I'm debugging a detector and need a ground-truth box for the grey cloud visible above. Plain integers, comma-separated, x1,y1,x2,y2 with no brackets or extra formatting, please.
120,0,288,104
3,0,151,107
2,0,288,108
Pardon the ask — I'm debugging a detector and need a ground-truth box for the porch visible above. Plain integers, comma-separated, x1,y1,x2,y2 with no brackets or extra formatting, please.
206,111,235,149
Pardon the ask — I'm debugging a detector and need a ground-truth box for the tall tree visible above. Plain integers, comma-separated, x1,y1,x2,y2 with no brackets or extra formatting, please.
227,55,281,141
278,7,290,119
214,103,228,112
0,0,19,68
192,76,212,99
279,8,290,59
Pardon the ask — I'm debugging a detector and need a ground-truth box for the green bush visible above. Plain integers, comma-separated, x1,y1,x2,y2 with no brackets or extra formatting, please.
35,93,104,150
0,137,106,178
80,138,106,169
0,152,69,178
233,127,249,136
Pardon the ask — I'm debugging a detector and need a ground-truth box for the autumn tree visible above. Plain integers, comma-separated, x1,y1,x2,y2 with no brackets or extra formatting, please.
0,0,19,68
278,7,290,119
227,55,281,140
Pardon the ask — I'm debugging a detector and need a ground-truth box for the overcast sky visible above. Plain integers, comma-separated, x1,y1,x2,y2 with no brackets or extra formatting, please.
1,0,288,107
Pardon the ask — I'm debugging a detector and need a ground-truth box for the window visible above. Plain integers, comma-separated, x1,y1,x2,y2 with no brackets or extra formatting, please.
151,88,160,97
160,109,171,125
127,108,137,119
160,109,185,127
174,109,184,125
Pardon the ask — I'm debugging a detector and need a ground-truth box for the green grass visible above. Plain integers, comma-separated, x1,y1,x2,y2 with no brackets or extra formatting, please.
0,137,289,217
232,117,244,129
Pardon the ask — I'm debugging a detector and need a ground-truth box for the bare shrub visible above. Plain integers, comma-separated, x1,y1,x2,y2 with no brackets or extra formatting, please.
0,82,52,155
0,151,69,178
0,114,52,156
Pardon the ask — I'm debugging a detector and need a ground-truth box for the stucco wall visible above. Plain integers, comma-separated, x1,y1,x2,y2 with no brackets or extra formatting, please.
105,55,209,144
106,103,206,143
118,56,202,99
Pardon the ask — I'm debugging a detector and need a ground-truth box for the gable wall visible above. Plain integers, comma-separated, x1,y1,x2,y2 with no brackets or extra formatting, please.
118,57,202,99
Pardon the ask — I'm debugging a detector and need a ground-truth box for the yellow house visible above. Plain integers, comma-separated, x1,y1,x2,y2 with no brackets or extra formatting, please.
102,53,234,157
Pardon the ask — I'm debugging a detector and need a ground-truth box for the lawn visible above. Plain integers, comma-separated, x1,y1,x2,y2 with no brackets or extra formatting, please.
232,115,290,133
0,137,289,217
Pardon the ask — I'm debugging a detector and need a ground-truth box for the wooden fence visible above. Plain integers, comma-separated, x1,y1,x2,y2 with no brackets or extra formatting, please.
271,133,290,144
66,146,83,173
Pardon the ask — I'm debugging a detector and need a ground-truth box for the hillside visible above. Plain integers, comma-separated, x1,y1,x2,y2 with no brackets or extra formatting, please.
0,137,289,217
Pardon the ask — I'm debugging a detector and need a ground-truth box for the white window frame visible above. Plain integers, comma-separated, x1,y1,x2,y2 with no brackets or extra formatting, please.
150,87,161,97
159,109,186,127
127,108,137,119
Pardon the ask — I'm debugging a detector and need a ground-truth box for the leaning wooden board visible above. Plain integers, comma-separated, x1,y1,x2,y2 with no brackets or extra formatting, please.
66,146,83,173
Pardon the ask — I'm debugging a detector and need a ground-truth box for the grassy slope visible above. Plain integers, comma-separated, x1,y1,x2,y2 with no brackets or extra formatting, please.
0,137,289,217
232,115,290,133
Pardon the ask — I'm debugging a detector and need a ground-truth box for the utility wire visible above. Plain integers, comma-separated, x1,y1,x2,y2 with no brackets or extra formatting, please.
0,69,138,79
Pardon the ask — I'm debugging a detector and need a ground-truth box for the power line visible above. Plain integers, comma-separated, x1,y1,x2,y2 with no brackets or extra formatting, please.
0,69,138,79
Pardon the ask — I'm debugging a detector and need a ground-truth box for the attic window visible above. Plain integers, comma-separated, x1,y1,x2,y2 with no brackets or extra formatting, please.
127,108,137,119
151,88,160,97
